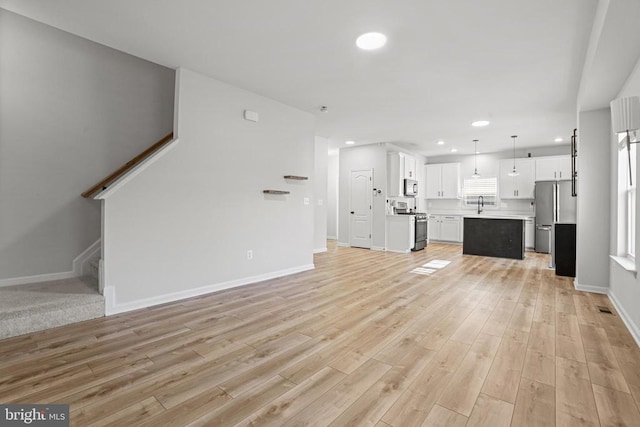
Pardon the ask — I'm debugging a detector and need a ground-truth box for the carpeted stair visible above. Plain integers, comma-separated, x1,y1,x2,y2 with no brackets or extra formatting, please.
0,276,104,339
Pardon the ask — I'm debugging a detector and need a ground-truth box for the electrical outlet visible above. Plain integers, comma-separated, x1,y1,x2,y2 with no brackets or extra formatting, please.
247,250,253,260
304,197,310,205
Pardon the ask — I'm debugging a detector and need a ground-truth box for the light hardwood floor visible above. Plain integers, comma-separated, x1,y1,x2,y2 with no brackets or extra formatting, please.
1,242,640,426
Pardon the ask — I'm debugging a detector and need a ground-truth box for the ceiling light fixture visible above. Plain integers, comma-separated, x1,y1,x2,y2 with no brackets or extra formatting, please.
508,135,519,177
345,140,355,145
472,140,481,179
437,140,445,145
472,120,490,127
356,32,387,50
554,137,563,143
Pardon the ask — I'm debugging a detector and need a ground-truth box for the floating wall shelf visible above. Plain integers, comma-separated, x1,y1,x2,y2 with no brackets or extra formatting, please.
284,175,308,180
263,190,290,195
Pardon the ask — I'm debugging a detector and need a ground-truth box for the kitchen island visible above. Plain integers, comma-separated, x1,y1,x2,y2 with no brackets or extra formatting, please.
463,215,525,260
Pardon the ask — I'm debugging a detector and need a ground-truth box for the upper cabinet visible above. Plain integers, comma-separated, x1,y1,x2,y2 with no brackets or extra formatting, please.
535,155,571,181
426,163,460,199
388,152,418,197
499,158,535,199
404,155,416,179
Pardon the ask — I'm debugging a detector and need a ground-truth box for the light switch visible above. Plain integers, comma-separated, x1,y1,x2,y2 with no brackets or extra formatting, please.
304,198,310,205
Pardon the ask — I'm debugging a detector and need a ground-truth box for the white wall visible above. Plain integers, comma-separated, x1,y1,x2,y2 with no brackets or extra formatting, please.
102,68,315,311
576,108,611,291
338,144,387,249
0,9,174,282
608,56,640,343
314,136,328,252
327,151,339,239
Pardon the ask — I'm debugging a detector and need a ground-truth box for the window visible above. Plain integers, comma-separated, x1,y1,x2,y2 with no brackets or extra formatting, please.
463,176,498,208
617,133,636,259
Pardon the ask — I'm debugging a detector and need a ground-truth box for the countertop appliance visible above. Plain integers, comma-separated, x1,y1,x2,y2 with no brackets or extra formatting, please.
534,180,576,256
404,179,418,197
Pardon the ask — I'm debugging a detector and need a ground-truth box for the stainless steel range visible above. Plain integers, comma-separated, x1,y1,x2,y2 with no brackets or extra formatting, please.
395,211,428,251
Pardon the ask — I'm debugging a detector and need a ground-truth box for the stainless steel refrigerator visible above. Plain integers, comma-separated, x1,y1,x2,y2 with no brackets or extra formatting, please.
534,180,576,254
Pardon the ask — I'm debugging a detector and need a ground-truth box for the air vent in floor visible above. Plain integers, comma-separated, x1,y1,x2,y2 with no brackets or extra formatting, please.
596,306,613,314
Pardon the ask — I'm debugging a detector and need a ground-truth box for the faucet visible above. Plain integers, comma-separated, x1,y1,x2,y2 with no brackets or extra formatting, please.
477,195,484,214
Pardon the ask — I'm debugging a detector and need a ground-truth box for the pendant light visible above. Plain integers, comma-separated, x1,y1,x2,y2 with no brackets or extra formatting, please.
507,135,519,177
472,139,480,178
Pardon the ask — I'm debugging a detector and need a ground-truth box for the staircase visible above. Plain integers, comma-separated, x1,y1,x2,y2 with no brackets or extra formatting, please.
0,273,104,340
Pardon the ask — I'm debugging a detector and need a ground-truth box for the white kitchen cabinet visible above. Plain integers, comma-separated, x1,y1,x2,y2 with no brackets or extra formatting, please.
535,155,571,181
388,152,418,197
425,163,460,199
405,155,416,179
525,218,535,249
500,158,535,199
386,215,414,253
428,214,462,242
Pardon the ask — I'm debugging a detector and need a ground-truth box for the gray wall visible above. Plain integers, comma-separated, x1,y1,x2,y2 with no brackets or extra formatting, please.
576,108,611,290
0,9,174,281
103,68,315,310
609,55,640,342
338,144,388,249
327,151,339,239
314,136,328,252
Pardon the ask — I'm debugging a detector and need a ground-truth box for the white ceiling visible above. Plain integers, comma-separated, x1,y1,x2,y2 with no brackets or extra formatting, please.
0,0,602,156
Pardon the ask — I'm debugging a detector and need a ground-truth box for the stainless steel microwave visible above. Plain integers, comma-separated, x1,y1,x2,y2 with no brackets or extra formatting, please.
404,179,418,197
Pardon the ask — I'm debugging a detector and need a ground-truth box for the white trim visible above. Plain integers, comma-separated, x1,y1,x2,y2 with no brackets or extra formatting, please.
94,138,180,200
104,264,315,315
0,271,76,288
327,236,337,240
608,290,640,348
313,248,327,254
573,279,609,294
337,241,349,247
72,239,101,276
371,246,386,251
610,255,637,274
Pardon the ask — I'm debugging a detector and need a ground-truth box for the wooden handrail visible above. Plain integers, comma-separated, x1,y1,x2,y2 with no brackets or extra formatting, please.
82,132,174,198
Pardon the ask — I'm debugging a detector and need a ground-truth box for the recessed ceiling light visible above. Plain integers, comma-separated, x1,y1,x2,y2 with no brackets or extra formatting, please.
475,151,481,154
345,140,355,145
451,148,458,153
437,140,445,145
356,32,387,50
472,120,490,127
554,137,563,142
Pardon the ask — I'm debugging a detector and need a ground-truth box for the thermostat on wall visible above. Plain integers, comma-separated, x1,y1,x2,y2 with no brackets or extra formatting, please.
243,110,259,122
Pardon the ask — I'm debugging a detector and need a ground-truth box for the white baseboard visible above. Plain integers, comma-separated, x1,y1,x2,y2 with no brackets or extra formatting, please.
313,247,327,254
574,279,609,294
105,264,315,315
73,239,101,276
371,246,386,251
0,271,77,288
327,236,337,240
607,290,640,348
337,242,349,247
574,279,640,348
386,249,410,254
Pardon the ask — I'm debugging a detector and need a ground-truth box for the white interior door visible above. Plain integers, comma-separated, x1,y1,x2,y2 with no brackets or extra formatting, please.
350,170,372,248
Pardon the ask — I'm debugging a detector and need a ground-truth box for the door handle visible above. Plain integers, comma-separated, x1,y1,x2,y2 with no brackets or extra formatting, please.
350,211,354,214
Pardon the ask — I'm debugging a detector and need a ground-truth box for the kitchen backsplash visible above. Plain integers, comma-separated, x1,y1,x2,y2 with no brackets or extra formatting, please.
426,198,535,214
